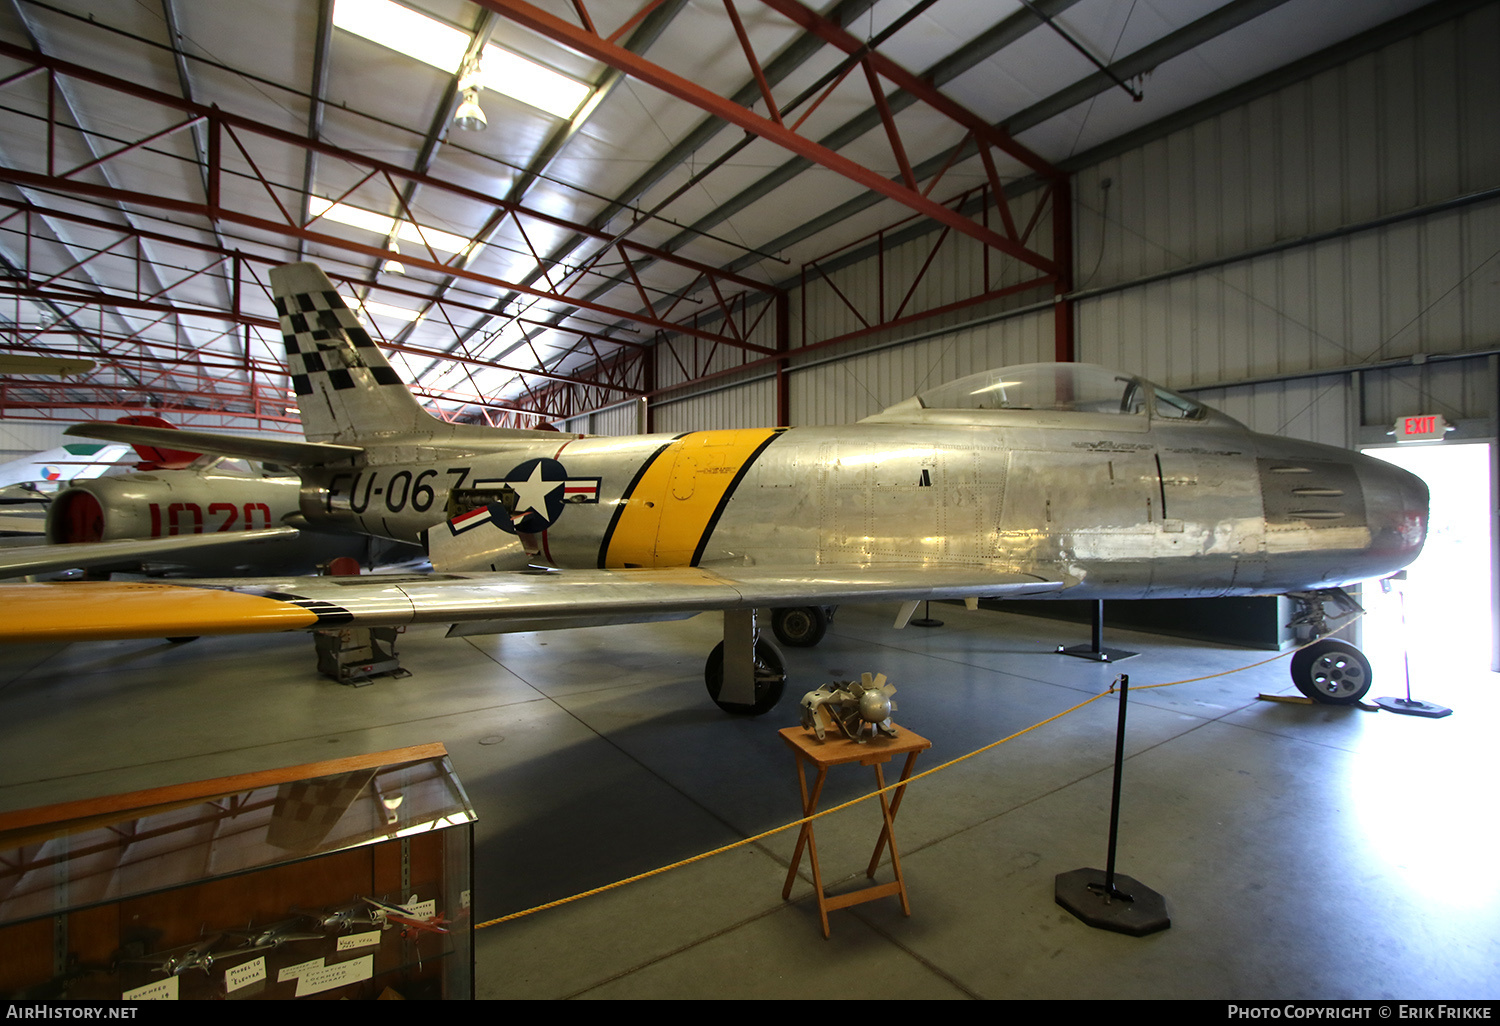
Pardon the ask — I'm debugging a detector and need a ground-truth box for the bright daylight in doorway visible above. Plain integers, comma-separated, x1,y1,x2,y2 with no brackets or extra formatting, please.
1362,442,1494,682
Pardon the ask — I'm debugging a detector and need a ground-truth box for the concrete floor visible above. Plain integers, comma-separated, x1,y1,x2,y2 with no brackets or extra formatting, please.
0,603,1496,1000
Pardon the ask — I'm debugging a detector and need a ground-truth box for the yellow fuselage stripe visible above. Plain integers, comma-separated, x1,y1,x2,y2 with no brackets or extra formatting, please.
0,582,319,642
603,429,776,568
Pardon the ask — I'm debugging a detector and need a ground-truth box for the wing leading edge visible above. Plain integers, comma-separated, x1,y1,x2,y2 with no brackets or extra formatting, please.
0,527,305,578
0,564,1070,643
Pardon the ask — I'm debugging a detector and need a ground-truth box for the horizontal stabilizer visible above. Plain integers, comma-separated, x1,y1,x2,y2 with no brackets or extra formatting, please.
65,423,362,467
0,527,303,578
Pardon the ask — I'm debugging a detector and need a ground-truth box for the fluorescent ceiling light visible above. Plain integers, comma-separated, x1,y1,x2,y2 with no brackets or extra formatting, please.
309,198,469,255
333,0,468,72
478,47,592,120
335,0,592,126
340,292,424,324
334,0,592,121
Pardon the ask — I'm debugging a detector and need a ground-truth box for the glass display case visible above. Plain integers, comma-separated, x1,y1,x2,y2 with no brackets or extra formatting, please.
0,742,474,1000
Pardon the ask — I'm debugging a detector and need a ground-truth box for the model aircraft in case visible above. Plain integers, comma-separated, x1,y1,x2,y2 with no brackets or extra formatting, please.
0,262,1428,712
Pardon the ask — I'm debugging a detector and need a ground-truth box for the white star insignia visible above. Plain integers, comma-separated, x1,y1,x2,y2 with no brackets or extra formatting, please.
508,463,563,522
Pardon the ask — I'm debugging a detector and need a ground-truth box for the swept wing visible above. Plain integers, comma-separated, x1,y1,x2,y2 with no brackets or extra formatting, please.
64,423,362,467
0,563,1068,643
0,527,304,578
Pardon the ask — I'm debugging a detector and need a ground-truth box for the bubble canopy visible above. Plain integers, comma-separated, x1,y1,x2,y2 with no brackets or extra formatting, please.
917,363,1206,420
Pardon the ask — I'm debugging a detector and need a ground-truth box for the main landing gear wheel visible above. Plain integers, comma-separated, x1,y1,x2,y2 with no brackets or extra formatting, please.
1290,640,1373,705
771,606,829,648
704,639,786,716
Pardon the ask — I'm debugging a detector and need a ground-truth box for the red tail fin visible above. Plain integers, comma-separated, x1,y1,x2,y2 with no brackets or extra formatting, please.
115,415,201,470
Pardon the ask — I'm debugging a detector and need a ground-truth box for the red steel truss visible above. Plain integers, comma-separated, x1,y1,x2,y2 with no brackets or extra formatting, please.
2,1,1078,430
484,0,1066,275
0,41,784,426
475,0,1075,423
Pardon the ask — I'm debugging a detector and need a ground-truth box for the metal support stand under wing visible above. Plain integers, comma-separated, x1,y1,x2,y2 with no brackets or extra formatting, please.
1057,600,1138,664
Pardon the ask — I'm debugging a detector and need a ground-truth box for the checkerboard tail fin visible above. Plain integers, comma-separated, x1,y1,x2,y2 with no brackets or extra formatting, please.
269,262,434,444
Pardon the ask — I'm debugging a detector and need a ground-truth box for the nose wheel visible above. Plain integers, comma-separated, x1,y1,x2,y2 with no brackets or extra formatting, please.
1290,640,1373,705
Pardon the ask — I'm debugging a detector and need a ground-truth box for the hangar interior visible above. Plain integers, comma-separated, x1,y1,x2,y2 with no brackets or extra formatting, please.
0,0,1497,1001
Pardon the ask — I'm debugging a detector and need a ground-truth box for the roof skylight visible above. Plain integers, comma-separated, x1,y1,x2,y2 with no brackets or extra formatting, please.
308,197,469,255
333,0,592,120
332,0,468,73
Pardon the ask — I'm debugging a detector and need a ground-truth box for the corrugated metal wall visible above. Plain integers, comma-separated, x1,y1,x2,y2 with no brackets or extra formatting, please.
1070,1,1499,446
640,3,1498,448
786,309,1056,426
654,377,777,434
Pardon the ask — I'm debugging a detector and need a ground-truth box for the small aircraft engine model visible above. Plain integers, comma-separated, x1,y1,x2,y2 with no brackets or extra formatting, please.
799,672,898,743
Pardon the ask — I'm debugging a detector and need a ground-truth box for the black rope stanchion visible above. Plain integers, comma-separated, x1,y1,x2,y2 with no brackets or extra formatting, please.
1055,673,1170,936
1374,574,1451,718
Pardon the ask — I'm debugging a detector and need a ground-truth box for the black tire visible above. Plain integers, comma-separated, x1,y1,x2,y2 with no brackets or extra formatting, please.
1290,639,1373,705
165,636,200,644
771,606,829,648
705,639,786,715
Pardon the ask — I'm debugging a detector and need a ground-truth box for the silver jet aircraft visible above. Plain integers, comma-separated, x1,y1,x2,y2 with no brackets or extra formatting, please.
0,262,1428,711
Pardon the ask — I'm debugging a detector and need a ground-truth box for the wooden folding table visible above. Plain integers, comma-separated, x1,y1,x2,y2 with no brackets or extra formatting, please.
778,724,931,938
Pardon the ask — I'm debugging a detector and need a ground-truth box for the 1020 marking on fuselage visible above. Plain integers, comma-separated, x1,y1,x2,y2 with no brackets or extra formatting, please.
147,501,274,536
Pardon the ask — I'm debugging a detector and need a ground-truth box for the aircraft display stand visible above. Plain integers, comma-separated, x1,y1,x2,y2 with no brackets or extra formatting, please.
315,625,410,685
0,743,475,1000
778,725,931,938
313,557,410,686
909,600,944,628
1057,600,1138,663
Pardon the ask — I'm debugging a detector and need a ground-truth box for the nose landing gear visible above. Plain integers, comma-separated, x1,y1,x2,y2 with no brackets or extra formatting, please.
1289,639,1372,705
1286,588,1373,705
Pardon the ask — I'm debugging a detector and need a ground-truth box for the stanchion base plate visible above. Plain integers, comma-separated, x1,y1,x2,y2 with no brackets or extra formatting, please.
1056,645,1138,663
1055,868,1170,936
1374,696,1452,718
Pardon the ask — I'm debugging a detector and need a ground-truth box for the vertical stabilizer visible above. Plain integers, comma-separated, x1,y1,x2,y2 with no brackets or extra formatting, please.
270,262,433,443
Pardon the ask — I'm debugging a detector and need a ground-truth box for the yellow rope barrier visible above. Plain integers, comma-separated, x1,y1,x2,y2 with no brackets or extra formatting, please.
475,615,1362,930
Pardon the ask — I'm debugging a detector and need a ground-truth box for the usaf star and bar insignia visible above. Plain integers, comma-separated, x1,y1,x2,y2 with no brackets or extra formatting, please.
448,458,600,536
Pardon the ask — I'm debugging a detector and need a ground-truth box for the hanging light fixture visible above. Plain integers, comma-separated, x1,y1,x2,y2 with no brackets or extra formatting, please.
454,87,487,131
453,57,486,131
382,238,405,275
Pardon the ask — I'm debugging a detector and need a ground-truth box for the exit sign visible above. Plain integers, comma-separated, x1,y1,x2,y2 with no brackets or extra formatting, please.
1393,413,1450,441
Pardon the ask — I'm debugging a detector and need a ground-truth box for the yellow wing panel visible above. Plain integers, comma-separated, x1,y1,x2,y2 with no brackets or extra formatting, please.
0,582,320,642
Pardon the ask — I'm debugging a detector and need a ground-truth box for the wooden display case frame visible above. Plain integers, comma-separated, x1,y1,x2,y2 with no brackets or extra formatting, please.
0,743,475,1000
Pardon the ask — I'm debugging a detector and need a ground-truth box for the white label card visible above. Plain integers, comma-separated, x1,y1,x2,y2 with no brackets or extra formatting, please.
278,956,325,982
225,956,266,993
123,975,179,1001
403,898,437,919
337,930,382,951
294,955,374,997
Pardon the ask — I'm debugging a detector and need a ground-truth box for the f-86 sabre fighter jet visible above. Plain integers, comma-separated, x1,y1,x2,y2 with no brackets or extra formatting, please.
0,262,1427,712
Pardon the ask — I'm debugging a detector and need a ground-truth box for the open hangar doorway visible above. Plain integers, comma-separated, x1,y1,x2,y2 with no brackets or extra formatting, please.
1359,438,1495,686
